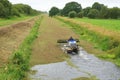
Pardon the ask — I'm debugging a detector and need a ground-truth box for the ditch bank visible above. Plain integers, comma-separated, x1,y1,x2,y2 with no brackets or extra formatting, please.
55,16,120,66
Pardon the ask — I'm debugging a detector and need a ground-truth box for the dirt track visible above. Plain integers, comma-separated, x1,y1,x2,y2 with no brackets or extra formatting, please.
30,15,79,66
0,18,35,66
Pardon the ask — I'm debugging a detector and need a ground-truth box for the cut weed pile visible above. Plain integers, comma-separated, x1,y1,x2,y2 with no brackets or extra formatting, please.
56,16,120,66
0,18,36,67
30,15,78,66
0,15,43,80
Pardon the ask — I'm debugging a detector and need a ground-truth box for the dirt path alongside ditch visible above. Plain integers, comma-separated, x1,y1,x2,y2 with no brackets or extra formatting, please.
0,18,36,66
30,15,79,66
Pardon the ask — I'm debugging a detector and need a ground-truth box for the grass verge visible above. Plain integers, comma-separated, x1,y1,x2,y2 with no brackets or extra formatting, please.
55,16,120,66
0,15,43,80
0,15,35,27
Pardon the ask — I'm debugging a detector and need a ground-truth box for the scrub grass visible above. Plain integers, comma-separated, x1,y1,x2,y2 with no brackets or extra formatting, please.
0,15,43,80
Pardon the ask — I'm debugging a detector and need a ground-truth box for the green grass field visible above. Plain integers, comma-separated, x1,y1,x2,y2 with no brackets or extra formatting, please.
75,18,120,31
0,16,34,27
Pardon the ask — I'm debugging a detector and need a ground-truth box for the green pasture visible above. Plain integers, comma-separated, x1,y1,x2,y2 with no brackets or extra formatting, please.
75,18,120,31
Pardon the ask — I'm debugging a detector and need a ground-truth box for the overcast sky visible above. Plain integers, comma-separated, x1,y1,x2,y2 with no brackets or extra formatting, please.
9,0,120,12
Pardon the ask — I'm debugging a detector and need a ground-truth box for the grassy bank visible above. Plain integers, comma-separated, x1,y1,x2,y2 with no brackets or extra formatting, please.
0,15,35,27
0,15,43,80
56,16,120,66
75,18,120,31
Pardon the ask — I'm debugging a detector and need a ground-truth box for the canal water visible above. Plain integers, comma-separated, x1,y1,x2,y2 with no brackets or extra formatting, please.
29,47,120,80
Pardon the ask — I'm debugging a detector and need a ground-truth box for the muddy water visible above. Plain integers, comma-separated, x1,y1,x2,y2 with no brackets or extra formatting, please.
29,47,120,80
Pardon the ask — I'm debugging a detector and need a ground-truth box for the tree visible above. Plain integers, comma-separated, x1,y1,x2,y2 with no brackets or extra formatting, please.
12,4,39,16
61,1,82,16
83,7,91,17
99,6,109,19
68,11,76,18
92,2,103,11
22,5,32,15
87,9,99,19
13,4,24,14
119,8,120,18
0,3,5,18
11,6,20,17
0,0,12,18
0,1,40,18
109,7,120,19
49,7,59,17
92,3,109,19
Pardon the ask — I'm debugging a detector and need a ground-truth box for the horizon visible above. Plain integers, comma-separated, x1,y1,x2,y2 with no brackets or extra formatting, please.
9,0,120,12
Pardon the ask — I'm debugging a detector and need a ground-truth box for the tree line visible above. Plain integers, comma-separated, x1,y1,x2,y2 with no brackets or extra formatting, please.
49,1,120,19
0,0,41,18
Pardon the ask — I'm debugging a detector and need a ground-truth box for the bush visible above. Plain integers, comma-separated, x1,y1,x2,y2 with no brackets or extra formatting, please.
77,12,83,18
109,7,120,19
0,0,12,18
68,11,76,18
61,2,82,16
49,7,59,17
87,9,99,19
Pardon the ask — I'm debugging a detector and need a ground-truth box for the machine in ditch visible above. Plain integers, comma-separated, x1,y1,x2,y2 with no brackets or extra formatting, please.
57,37,79,55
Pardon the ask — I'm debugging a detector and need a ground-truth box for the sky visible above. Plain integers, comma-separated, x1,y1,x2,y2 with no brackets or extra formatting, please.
9,0,120,12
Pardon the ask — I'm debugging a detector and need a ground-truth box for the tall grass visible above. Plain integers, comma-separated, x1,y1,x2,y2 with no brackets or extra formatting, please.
56,16,120,66
0,15,43,80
